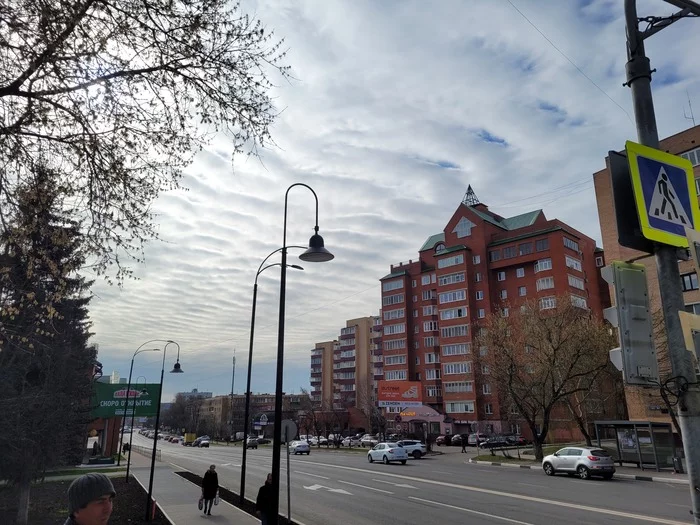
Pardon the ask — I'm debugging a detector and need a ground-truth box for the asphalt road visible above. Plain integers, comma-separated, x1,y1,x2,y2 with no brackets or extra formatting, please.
130,434,694,525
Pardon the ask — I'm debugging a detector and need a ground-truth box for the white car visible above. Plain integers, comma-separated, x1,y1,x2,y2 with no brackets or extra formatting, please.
367,442,408,465
341,436,362,447
397,440,427,459
289,440,311,455
542,446,615,480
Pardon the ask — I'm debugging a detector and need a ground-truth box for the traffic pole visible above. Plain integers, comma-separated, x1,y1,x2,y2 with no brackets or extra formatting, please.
625,1,700,520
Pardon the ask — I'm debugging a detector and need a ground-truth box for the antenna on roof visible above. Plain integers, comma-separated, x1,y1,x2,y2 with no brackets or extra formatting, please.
463,185,480,206
684,90,696,127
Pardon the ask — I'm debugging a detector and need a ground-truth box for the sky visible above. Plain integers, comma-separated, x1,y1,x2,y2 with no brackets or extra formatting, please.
89,0,700,401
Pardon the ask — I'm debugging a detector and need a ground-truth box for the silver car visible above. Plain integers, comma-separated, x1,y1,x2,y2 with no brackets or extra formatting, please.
367,442,408,464
542,446,615,480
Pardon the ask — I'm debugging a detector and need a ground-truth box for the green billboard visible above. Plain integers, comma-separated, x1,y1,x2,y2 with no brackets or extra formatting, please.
91,383,161,418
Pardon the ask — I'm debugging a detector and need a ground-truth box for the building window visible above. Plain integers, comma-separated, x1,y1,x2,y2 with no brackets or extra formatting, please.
383,308,405,320
424,336,437,347
415,356,420,365
497,271,506,281
479,346,488,357
383,293,404,306
489,250,501,262
442,343,470,356
696,178,700,196
485,403,493,415
444,381,473,393
482,364,490,375
473,255,481,264
539,296,557,310
563,237,580,252
435,243,446,254
422,290,437,300
385,370,407,380
423,305,437,315
536,276,555,291
441,324,469,338
384,323,406,335
425,369,441,380
446,401,475,413
475,272,482,282
503,246,517,259
382,279,404,292
426,386,442,397
439,272,466,286
413,295,417,302
414,309,419,317
412,279,417,288
595,256,604,267
415,325,420,334
502,307,509,317
571,294,588,309
535,238,549,251
476,290,484,300
516,267,525,278
534,258,552,273
431,273,436,283
568,274,585,290
439,289,467,304
440,307,468,320
421,275,431,285
519,242,533,256
519,286,527,296
454,217,476,238
680,146,700,167
414,341,419,349
383,339,406,350
423,321,439,332
443,362,472,375
385,355,407,365
565,255,582,272
438,254,464,269
426,352,439,364
500,289,507,300
478,308,486,318
483,383,492,394
682,273,699,292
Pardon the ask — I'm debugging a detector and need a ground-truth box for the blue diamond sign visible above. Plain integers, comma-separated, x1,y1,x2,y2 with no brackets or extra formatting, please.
627,140,700,248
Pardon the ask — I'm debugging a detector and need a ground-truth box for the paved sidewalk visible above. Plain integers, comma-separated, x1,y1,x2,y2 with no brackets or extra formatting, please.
128,452,259,524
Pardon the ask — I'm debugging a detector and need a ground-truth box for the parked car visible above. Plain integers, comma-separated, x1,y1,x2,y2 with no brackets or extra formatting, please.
397,440,427,459
361,435,379,447
367,442,408,465
542,447,615,480
479,436,511,449
341,436,362,447
256,437,271,445
450,434,467,446
245,437,258,449
435,435,447,446
192,436,210,447
289,440,311,455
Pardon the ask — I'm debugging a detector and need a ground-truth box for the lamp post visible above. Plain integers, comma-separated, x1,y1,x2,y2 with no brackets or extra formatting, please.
125,376,147,482
145,341,183,521
240,248,304,503
118,342,162,467
270,183,334,525
230,349,236,443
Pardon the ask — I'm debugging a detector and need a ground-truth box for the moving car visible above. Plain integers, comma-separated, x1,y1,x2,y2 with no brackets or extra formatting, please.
367,442,408,465
288,440,311,455
397,440,427,459
245,437,258,449
542,447,615,480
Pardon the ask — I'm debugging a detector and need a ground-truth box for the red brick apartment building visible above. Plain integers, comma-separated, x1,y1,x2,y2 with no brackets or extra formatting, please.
379,187,614,439
594,124,700,426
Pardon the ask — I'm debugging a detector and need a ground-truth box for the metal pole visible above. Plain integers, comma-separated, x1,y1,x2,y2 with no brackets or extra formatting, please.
286,426,291,525
118,357,135,467
650,422,660,472
240,282,258,503
625,1,700,519
146,357,166,521
230,350,236,443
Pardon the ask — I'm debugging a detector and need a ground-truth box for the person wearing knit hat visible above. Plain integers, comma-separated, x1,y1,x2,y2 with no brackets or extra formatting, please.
64,473,116,525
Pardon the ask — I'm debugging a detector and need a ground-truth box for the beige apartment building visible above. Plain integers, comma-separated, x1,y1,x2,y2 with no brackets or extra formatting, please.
593,124,700,424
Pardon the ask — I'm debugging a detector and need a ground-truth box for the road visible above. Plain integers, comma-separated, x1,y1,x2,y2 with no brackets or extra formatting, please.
130,434,693,525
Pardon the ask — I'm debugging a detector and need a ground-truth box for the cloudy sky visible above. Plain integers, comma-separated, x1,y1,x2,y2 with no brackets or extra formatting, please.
90,0,700,401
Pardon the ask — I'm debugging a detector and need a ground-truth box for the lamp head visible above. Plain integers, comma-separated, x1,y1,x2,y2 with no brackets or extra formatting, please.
299,231,334,263
170,361,184,374
289,264,304,270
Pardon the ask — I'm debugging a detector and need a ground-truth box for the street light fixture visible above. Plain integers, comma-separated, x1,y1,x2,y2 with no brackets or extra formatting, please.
240,248,304,503
118,343,162,467
146,340,183,521
125,376,148,482
270,183,333,525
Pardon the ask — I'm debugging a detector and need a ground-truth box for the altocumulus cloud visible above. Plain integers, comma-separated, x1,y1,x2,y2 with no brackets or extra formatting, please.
88,0,700,399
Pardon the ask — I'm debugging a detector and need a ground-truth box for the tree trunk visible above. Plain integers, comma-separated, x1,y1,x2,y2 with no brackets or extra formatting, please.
659,387,683,441
566,399,593,446
16,471,31,525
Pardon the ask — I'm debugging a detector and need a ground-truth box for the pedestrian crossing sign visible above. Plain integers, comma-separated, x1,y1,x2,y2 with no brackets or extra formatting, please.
626,140,700,248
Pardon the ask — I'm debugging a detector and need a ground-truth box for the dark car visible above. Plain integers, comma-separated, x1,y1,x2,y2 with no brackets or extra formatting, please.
435,435,447,446
479,436,510,449
451,434,468,446
256,437,271,445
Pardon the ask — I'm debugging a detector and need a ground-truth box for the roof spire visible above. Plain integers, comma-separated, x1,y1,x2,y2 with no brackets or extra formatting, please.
463,185,480,206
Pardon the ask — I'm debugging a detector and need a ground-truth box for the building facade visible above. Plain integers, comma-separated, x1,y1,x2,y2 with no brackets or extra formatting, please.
593,124,700,426
380,187,612,438
177,388,213,401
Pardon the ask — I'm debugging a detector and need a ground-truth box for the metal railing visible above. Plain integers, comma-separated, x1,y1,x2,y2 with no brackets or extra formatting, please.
131,444,161,462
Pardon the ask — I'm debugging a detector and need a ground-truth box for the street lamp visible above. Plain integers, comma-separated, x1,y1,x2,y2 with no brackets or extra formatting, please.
240,248,304,503
145,340,183,521
125,376,148,482
118,342,162,467
270,183,333,525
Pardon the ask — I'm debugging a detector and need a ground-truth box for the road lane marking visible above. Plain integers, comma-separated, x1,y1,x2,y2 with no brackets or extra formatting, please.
337,480,393,494
303,484,352,495
409,496,534,525
372,479,417,489
295,471,329,480
297,459,691,525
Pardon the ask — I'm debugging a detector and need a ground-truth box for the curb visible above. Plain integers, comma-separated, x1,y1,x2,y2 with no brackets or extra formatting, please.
467,458,689,484
132,472,176,524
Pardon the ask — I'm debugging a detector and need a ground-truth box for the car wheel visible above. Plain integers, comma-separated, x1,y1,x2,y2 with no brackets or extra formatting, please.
412,450,422,459
368,455,373,463
401,460,407,465
306,451,310,455
602,473,613,480
577,465,590,480
383,455,389,465
543,462,556,476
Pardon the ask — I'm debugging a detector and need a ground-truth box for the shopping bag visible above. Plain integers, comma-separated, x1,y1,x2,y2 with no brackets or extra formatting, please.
214,492,220,506
198,497,203,510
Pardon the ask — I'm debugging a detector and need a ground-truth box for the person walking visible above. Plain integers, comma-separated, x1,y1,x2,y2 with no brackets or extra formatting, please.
461,435,467,453
255,473,275,525
64,473,116,525
201,464,218,516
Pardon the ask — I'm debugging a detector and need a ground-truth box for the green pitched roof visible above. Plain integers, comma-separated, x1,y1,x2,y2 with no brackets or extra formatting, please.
380,270,408,280
467,207,505,229
419,233,445,252
501,210,542,230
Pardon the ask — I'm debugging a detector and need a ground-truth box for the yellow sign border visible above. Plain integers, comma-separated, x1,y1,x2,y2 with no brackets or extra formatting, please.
626,140,699,248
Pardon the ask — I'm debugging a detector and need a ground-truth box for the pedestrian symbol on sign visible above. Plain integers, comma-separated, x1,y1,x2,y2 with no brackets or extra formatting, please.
649,167,690,226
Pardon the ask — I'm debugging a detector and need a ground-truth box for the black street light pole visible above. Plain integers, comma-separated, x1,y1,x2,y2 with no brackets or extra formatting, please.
270,183,334,525
240,248,304,504
230,349,236,442
125,375,147,482
145,341,183,521
118,342,163,467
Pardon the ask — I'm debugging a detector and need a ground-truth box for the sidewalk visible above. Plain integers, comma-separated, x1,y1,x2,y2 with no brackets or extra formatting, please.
128,451,260,524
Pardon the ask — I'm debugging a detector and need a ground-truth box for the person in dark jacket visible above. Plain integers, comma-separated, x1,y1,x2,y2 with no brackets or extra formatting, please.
201,464,218,516
64,473,115,524
256,473,275,525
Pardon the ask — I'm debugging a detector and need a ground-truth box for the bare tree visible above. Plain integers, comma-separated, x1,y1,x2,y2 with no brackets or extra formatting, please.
298,388,324,447
355,383,386,438
478,297,616,461
0,0,289,284
652,309,683,440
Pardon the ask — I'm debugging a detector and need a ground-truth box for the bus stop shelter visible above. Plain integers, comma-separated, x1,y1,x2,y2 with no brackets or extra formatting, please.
594,420,677,472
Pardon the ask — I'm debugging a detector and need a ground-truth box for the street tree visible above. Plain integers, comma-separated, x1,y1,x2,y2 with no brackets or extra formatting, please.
478,297,616,460
298,388,325,446
0,165,97,525
356,383,386,438
0,0,289,285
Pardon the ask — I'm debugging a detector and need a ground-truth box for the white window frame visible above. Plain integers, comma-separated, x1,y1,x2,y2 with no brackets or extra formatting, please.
440,306,468,320
443,362,472,375
383,308,405,320
385,370,407,381
473,255,481,264
440,324,469,338
382,279,404,292
536,276,555,291
516,267,525,278
439,289,467,304
384,355,407,365
497,271,506,281
539,296,557,310
438,254,464,269
383,293,404,306
446,401,475,413
565,255,582,272
478,308,485,319
423,320,439,332
384,323,406,335
438,272,466,286
425,369,441,380
476,290,484,300
568,274,585,290
518,286,527,297
534,258,552,273
421,275,431,285
441,343,470,356
500,289,507,300
483,383,492,394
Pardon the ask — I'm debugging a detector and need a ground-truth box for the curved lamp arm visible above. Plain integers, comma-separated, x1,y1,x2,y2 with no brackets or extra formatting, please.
256,245,307,276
